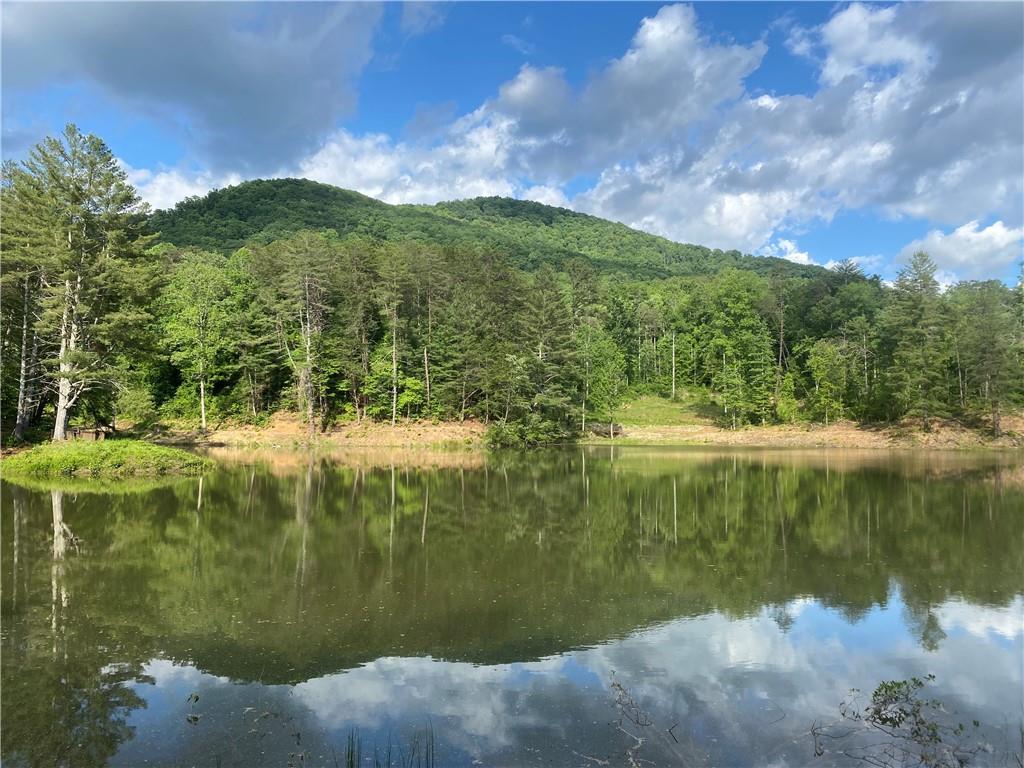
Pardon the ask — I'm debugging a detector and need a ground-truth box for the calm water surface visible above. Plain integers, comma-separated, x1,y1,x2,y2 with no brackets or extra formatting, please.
2,447,1022,767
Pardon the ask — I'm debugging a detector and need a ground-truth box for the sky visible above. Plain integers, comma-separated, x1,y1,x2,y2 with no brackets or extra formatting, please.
2,1,1022,284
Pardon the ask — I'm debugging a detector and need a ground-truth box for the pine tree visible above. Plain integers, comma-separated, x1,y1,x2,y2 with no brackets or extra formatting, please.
519,265,579,441
7,125,156,440
251,231,339,437
1,162,46,439
950,280,1020,436
886,252,950,430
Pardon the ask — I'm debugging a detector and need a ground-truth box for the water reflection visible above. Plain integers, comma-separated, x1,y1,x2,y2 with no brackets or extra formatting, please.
2,448,1021,766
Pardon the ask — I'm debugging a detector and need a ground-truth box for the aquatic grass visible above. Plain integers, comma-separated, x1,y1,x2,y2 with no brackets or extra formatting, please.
343,724,435,768
1,439,211,477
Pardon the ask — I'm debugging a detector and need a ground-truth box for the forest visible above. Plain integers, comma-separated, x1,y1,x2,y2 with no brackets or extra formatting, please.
2,125,1022,446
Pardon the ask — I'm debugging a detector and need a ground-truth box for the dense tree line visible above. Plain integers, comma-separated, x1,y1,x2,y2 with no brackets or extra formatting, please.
2,126,1022,444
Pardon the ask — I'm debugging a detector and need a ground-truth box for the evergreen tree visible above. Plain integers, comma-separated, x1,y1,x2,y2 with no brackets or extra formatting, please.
1,162,46,439
251,231,339,437
6,125,156,440
949,281,1020,435
517,265,578,442
886,253,950,430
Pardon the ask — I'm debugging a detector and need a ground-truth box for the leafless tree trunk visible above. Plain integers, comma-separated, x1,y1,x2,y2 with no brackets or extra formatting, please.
671,331,677,400
391,311,398,426
53,274,83,442
198,362,208,432
424,345,430,412
14,277,34,440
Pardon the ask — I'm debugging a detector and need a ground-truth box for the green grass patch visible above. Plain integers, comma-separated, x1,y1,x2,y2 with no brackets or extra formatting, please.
2,439,212,477
616,393,716,427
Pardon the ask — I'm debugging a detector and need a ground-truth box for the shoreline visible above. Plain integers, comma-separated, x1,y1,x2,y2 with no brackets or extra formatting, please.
152,412,1022,452
583,420,1024,450
7,413,1019,456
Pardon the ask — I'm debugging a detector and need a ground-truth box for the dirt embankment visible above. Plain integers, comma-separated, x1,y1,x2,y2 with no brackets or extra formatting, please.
153,412,1021,452
597,416,1024,450
158,413,487,449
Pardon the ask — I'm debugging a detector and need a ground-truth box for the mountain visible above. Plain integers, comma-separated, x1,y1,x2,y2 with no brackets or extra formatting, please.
148,178,823,279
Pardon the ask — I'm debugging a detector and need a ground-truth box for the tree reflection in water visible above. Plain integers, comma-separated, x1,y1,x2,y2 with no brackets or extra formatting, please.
1,448,1021,766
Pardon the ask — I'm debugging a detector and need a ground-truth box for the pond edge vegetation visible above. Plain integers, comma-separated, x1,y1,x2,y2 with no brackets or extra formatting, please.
1,439,211,477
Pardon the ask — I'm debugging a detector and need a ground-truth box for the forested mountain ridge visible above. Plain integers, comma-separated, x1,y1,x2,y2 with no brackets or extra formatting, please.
426,195,815,278
149,178,821,279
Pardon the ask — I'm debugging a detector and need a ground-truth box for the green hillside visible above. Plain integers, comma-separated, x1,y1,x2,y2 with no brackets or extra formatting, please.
426,195,807,277
148,178,820,278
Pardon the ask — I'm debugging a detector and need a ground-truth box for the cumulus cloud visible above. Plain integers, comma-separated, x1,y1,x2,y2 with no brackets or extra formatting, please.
574,2,1022,255
522,185,570,208
30,2,1020,280
899,220,1024,280
1,2,383,172
297,122,517,205
122,162,243,212
760,238,817,266
816,3,932,85
489,4,765,181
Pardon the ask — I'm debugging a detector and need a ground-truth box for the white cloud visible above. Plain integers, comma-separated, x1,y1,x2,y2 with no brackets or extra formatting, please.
760,238,816,266
489,4,765,181
501,34,536,56
935,596,1024,641
400,2,447,38
818,3,932,85
297,123,517,205
121,163,242,211
522,185,569,208
94,2,1021,280
899,220,1024,280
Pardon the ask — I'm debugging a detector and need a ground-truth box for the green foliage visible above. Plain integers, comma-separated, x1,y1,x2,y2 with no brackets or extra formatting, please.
1,440,211,476
775,371,801,424
1,124,160,441
814,675,986,768
398,376,425,416
575,321,626,429
884,253,951,429
150,179,821,279
6,130,1021,444
158,250,237,428
947,280,1019,435
805,338,847,425
365,343,398,421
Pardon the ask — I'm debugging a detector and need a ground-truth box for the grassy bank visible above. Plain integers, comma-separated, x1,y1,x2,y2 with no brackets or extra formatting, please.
1,439,211,477
595,395,1024,449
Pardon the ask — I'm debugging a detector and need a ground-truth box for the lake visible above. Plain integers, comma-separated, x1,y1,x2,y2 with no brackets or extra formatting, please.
2,446,1022,767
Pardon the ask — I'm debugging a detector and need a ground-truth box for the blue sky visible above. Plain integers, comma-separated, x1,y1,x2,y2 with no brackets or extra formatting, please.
3,2,1022,283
